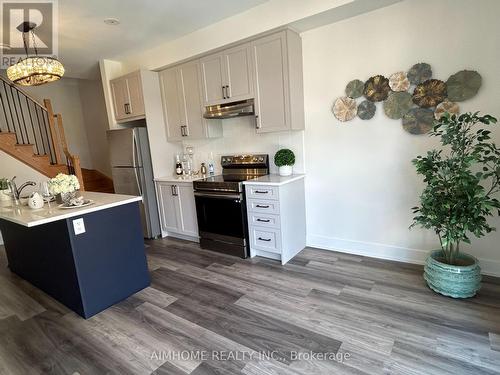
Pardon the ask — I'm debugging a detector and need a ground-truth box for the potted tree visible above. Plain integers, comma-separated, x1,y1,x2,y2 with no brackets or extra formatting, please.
274,149,295,176
0,178,10,201
411,112,500,298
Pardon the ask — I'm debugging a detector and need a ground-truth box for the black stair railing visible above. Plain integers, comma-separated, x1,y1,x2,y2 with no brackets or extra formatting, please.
0,75,57,165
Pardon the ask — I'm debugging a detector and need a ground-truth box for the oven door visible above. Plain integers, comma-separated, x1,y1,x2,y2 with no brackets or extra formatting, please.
194,191,249,257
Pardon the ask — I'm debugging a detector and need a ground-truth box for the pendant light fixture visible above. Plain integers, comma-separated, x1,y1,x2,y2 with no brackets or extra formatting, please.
6,21,64,86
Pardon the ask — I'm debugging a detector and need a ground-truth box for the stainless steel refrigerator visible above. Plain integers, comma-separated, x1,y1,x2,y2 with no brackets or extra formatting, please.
106,127,161,239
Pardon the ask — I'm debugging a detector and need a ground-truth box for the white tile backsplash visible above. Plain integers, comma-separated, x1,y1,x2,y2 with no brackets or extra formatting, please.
181,116,305,174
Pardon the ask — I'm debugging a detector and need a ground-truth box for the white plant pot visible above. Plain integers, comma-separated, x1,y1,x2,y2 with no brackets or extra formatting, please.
279,165,293,176
0,189,11,201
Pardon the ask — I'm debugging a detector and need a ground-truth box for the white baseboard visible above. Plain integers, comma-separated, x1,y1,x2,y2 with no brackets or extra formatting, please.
307,234,500,278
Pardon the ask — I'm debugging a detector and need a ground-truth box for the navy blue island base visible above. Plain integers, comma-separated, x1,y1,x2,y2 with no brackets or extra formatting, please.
0,201,150,319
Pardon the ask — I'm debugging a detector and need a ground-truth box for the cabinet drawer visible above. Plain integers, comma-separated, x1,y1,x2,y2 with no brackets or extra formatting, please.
248,212,280,229
247,199,280,214
246,185,279,200
250,227,282,254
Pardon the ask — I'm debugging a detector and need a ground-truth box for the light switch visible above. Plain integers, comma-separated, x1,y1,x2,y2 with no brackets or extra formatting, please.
73,218,86,235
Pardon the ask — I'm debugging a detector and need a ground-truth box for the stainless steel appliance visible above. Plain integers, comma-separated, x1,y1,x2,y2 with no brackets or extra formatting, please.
193,154,269,258
106,127,161,239
203,99,254,119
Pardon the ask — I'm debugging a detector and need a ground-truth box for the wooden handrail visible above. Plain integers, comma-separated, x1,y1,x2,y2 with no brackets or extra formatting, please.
43,99,62,164
64,150,85,191
43,100,84,191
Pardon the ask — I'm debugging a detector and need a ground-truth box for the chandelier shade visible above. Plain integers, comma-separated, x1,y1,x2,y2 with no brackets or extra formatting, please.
7,56,65,86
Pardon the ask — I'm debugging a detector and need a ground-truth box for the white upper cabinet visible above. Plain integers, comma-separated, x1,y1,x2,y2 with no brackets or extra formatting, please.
252,30,305,133
110,71,146,122
200,54,226,105
200,43,253,105
159,61,222,141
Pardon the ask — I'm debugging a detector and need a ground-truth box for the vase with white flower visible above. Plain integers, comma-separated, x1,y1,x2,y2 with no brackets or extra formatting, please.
48,173,80,204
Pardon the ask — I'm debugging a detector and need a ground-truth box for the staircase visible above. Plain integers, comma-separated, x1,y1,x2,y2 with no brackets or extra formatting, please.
0,75,84,189
82,169,114,193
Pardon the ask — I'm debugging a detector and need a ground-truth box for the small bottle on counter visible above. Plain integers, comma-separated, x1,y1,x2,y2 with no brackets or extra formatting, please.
200,163,207,176
208,152,215,176
175,154,183,176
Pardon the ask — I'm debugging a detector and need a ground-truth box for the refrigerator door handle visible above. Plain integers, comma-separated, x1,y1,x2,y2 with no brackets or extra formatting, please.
132,134,143,196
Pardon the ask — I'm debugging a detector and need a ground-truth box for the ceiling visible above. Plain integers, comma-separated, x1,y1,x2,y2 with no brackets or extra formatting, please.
56,0,268,79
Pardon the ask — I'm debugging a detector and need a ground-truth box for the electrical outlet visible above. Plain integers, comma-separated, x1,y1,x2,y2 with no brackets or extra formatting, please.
73,218,86,235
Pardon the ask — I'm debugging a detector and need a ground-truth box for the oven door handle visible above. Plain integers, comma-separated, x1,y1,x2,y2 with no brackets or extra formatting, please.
194,192,241,200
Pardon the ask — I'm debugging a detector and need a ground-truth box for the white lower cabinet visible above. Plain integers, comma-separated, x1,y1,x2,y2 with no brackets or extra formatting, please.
156,181,199,240
244,177,306,264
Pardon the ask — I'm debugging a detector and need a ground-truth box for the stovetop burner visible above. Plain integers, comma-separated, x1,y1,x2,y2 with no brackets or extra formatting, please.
193,154,269,193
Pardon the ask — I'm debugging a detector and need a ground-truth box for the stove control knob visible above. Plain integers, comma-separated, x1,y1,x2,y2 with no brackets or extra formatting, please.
258,157,264,162
252,157,258,162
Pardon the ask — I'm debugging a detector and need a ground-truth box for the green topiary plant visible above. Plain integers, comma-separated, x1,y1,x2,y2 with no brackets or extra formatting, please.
0,178,8,190
274,149,295,167
411,112,500,265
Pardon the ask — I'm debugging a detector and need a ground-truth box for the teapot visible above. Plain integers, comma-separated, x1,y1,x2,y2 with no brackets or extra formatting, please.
28,192,45,209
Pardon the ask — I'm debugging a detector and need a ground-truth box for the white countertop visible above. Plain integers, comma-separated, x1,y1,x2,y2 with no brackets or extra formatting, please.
0,192,142,227
155,175,205,183
243,174,305,186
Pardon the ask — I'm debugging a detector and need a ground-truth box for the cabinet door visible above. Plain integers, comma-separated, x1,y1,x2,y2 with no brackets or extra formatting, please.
252,32,290,133
178,61,206,139
159,68,183,141
175,184,199,237
200,53,226,105
157,183,179,233
126,72,145,118
110,78,128,121
223,44,253,101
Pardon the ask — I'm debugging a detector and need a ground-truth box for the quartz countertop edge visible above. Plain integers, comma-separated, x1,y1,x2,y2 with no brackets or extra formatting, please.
0,192,142,227
155,175,205,183
243,174,305,186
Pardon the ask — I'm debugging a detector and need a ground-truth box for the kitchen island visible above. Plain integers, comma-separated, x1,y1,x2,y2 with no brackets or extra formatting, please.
0,192,150,319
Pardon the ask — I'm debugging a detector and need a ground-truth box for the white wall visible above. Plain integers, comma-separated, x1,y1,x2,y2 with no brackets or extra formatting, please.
78,79,112,177
302,0,500,275
24,79,93,169
183,118,305,175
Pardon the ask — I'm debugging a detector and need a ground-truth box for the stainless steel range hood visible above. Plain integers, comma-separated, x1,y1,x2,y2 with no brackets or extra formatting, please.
203,99,254,119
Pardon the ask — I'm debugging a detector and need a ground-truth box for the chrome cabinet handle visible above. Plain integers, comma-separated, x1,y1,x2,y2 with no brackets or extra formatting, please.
256,218,270,223
258,237,271,242
124,103,131,114
222,86,226,99
255,115,261,129
171,185,175,195
256,204,269,208
172,185,178,196
225,85,230,98
254,190,268,194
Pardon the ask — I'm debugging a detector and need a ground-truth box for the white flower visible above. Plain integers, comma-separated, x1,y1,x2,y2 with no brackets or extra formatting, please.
48,173,80,195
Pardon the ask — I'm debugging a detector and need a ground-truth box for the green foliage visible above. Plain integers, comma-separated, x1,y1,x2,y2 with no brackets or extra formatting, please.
0,178,8,190
274,149,295,167
411,112,500,265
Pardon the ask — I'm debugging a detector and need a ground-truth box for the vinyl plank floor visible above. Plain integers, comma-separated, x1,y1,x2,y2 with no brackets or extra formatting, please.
0,238,499,374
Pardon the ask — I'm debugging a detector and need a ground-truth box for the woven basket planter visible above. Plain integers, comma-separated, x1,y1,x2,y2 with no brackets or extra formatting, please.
424,250,481,298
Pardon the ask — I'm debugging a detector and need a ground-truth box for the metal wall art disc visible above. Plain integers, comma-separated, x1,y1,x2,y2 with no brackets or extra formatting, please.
402,108,434,135
446,70,482,102
363,75,390,102
357,100,376,120
383,92,413,119
389,72,410,92
434,100,459,120
412,79,447,108
407,63,432,85
345,79,364,98
333,96,357,122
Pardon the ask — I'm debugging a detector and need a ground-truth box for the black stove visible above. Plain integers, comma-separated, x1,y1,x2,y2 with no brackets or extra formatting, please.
193,154,269,258
193,154,269,193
